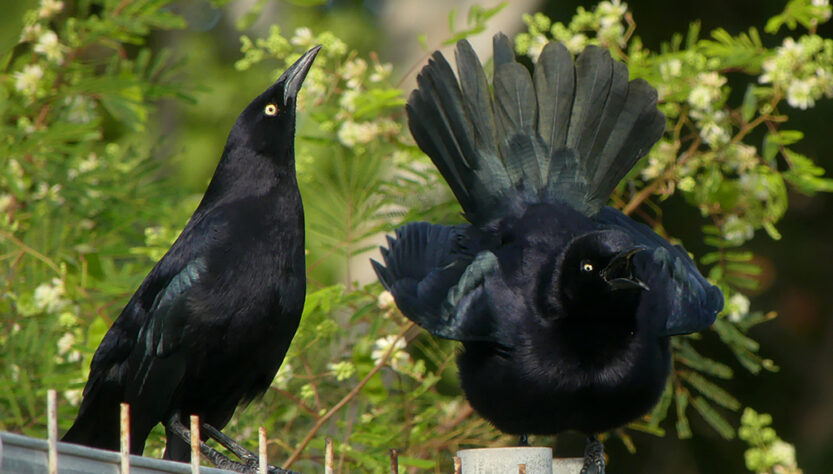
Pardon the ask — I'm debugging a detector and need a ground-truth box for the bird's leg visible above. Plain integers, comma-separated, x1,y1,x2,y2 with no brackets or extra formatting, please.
166,413,250,472
579,435,605,474
200,423,299,474
518,434,530,446
200,423,256,466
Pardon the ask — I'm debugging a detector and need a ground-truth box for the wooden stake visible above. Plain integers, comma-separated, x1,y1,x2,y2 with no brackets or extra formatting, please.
453,456,462,474
258,427,267,474
120,403,131,474
518,463,527,474
324,438,334,474
389,448,399,474
190,415,200,474
47,389,58,474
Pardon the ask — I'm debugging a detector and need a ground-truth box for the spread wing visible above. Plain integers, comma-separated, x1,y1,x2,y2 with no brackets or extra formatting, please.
595,207,723,335
372,222,514,345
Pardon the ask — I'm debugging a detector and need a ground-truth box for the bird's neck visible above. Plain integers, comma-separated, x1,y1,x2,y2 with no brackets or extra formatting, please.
199,145,299,208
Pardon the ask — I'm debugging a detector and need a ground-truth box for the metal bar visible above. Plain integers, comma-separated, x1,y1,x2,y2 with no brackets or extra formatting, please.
120,403,131,474
258,427,267,474
191,415,200,474
324,438,334,474
47,389,57,474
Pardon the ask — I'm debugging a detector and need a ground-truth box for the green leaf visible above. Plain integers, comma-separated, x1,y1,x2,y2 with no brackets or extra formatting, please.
675,388,692,439
398,456,437,469
741,85,757,123
680,371,741,410
691,396,736,439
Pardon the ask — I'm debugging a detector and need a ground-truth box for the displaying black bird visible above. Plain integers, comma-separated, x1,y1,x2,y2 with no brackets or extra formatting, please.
372,35,723,472
62,46,320,473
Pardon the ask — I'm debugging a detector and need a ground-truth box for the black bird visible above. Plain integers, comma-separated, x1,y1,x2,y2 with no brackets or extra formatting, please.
372,35,723,472
62,46,320,473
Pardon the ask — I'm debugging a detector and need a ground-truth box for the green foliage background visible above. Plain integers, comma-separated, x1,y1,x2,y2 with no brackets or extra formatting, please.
1,0,831,472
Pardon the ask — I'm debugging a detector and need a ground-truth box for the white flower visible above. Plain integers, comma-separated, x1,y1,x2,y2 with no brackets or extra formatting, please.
342,58,367,89
641,141,676,180
759,57,778,84
290,27,314,47
20,23,43,42
33,278,68,313
722,214,754,244
14,64,44,97
64,389,82,406
371,335,410,370
34,30,65,63
688,72,726,111
786,78,815,109
660,59,682,80
727,293,750,323
339,89,360,113
57,332,76,355
377,290,395,310
812,0,829,6
525,33,549,61
688,85,714,110
780,37,804,62
770,440,798,468
38,0,64,18
78,153,100,173
327,360,355,381
597,0,628,19
369,62,393,83
564,34,588,54
10,364,20,383
699,121,730,148
337,120,379,148
726,143,758,173
740,173,772,200
271,363,293,390
0,194,13,213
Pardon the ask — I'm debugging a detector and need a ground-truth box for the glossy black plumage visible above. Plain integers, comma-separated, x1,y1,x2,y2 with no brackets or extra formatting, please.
63,46,320,464
372,35,723,441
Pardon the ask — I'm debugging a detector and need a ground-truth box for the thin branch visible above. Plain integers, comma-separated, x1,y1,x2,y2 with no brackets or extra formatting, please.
283,322,415,469
0,230,62,275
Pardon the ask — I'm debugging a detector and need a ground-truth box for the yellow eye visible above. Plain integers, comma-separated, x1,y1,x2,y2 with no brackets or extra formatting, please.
264,104,278,116
581,262,594,272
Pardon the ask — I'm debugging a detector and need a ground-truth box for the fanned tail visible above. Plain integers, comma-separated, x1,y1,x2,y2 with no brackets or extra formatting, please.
407,33,666,222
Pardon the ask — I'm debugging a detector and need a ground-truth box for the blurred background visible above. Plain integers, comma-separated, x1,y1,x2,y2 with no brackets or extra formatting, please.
1,0,832,472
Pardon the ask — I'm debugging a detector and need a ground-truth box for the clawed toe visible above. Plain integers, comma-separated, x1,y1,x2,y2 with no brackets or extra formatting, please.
579,435,605,474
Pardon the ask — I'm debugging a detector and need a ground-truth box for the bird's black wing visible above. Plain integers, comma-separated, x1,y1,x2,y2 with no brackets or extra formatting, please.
596,207,723,335
65,210,225,448
372,222,512,345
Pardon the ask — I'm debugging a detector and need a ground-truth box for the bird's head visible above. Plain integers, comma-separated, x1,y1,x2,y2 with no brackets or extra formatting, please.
552,229,649,317
232,45,321,155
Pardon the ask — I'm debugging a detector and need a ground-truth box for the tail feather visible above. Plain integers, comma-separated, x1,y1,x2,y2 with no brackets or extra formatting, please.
534,41,575,150
492,33,516,69
407,34,666,222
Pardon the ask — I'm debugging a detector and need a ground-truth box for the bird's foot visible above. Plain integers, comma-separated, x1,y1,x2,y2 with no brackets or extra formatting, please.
166,415,297,474
579,435,605,474
200,423,297,474
518,434,530,446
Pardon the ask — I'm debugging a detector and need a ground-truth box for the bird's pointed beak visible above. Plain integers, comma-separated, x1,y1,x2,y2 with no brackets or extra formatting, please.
280,45,322,105
601,246,650,291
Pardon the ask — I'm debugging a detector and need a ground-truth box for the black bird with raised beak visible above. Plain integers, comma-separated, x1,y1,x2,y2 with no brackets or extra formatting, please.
63,46,321,473
372,35,723,473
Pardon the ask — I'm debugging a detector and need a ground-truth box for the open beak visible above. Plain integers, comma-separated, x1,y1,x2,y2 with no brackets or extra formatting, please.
280,45,322,104
601,246,650,291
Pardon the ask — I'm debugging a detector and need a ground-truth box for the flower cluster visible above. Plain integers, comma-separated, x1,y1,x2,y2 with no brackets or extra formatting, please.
759,35,833,110
739,408,802,474
515,0,630,59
